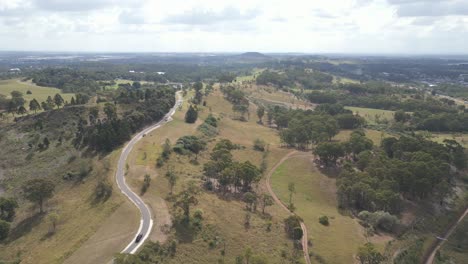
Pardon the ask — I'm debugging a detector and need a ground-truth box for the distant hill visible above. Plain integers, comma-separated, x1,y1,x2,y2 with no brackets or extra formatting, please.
227,52,272,63
238,52,270,58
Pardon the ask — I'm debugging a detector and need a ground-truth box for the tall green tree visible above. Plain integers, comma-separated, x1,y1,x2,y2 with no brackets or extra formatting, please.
29,98,41,113
53,93,64,108
174,182,199,222
46,96,55,109
104,102,117,120
22,179,55,213
314,142,345,166
257,105,265,124
165,170,178,194
185,105,198,123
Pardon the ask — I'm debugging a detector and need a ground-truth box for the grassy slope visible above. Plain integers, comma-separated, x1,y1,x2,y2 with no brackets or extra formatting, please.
344,106,395,125
0,79,74,105
270,155,365,263
124,87,299,263
0,108,133,264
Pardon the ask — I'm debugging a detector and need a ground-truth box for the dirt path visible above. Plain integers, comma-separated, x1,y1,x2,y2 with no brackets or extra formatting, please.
424,207,468,264
265,150,312,264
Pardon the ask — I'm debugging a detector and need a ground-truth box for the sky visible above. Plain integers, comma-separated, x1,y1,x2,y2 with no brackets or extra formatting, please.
0,0,468,54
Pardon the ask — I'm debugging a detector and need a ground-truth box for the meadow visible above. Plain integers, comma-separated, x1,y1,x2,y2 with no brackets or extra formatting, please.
0,79,74,104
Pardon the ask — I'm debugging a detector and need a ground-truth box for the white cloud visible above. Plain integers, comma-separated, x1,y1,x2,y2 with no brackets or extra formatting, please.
0,0,467,53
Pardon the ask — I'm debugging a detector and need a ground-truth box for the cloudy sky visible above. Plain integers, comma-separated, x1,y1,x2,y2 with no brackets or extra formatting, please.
0,0,468,53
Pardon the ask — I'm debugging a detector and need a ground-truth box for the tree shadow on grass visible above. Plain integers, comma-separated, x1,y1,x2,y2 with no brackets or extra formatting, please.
173,219,197,243
7,213,45,242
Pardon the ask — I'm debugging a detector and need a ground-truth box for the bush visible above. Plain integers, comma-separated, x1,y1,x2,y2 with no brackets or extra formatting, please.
358,210,398,232
284,215,302,239
253,138,266,151
319,215,329,226
95,181,113,202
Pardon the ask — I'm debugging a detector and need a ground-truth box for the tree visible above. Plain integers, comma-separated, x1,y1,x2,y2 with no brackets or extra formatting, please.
174,182,199,222
185,105,198,123
104,102,117,120
43,137,50,149
70,96,76,105
0,220,10,241
288,183,296,206
53,93,64,108
0,198,18,222
243,192,257,212
132,81,141,89
46,96,55,109
17,105,27,115
10,90,25,109
260,193,274,214
47,212,59,233
394,110,410,123
257,105,265,124
165,170,178,194
141,174,151,195
7,101,16,116
22,179,55,213
357,243,384,264
239,161,261,191
314,142,345,166
162,138,172,159
29,98,41,113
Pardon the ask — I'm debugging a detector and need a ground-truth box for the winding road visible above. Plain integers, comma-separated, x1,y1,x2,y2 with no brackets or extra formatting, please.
265,150,312,264
116,91,182,254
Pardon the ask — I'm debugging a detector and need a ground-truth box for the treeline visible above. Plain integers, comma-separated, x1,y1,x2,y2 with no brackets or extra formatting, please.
74,86,175,152
256,68,333,89
0,90,89,118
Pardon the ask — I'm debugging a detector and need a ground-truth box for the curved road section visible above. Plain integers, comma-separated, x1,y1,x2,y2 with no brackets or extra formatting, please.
116,91,182,254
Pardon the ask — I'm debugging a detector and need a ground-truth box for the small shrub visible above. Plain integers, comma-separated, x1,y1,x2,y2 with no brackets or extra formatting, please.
319,215,329,226
253,138,266,151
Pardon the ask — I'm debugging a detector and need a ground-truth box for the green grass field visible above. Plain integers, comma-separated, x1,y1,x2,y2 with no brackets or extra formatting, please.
235,68,264,83
0,79,74,105
334,129,391,145
100,79,153,90
270,155,366,263
345,106,395,125
422,132,468,148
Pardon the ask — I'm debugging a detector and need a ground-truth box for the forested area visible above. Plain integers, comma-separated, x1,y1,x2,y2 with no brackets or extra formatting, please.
74,86,175,152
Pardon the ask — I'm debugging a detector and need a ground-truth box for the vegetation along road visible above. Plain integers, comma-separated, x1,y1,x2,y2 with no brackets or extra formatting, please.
424,207,468,264
116,91,182,254
265,150,313,264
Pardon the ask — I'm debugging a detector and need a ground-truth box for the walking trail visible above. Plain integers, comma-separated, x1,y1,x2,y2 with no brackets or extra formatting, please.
265,150,312,264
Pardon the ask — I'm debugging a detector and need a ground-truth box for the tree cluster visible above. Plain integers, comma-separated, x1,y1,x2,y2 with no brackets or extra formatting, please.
203,139,261,194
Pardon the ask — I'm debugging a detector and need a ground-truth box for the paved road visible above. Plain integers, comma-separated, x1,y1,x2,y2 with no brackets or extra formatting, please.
265,150,312,264
116,91,182,254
